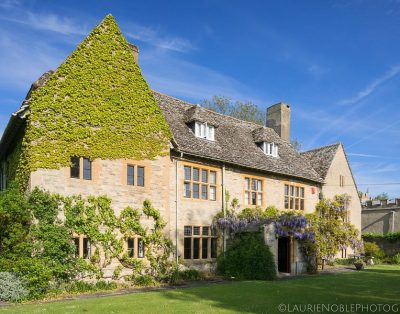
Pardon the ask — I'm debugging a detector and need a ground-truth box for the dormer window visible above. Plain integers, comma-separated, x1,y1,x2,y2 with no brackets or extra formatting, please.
194,121,215,141
260,142,278,157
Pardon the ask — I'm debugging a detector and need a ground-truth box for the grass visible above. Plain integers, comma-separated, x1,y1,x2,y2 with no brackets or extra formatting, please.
1,265,399,314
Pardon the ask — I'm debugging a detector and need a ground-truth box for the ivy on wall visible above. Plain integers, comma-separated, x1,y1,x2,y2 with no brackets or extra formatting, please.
14,14,172,186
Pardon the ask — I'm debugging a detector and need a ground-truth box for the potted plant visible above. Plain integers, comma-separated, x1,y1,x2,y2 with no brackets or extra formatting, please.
354,259,364,271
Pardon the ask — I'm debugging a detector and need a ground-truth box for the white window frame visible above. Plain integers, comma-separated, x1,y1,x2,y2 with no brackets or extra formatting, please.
194,121,215,141
261,142,278,157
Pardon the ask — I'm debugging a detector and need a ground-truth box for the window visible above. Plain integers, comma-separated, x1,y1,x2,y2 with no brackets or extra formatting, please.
284,183,305,210
183,166,217,201
127,238,135,258
340,175,345,187
73,236,92,259
126,165,145,187
183,225,217,260
73,237,80,257
138,238,145,258
83,237,91,259
127,165,135,186
244,177,263,206
259,142,278,157
83,158,92,180
194,121,215,141
137,166,145,187
70,157,80,178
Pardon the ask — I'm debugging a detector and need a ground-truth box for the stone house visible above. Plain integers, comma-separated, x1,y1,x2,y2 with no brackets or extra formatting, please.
0,15,361,275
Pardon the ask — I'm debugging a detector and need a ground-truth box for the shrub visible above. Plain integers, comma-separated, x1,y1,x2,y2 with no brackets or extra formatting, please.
11,257,53,299
334,258,354,265
0,272,28,302
64,281,117,294
217,232,276,280
385,253,400,265
364,242,385,259
178,269,201,281
133,275,157,287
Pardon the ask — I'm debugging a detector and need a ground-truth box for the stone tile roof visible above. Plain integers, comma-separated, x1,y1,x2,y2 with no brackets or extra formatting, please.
154,91,323,183
300,143,341,179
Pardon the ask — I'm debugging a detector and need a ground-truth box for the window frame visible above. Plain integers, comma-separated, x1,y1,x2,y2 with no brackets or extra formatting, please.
339,175,345,187
125,164,145,187
183,164,217,201
194,121,215,141
83,158,92,180
284,182,305,210
70,157,80,179
183,225,218,260
243,176,264,206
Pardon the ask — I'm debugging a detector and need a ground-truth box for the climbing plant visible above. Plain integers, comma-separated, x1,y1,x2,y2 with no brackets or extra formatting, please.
12,14,172,187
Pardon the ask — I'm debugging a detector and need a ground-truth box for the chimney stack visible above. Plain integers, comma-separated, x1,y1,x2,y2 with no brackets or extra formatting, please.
266,102,291,142
128,43,139,63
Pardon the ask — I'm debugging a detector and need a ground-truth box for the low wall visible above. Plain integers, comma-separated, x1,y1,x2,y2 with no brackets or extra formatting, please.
363,236,400,256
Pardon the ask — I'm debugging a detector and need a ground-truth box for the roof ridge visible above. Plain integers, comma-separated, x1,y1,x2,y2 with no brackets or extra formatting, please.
301,142,341,154
153,90,273,130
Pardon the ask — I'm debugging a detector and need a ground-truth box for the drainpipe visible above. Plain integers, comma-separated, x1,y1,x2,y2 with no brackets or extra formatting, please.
175,153,183,266
222,163,226,255
391,211,396,233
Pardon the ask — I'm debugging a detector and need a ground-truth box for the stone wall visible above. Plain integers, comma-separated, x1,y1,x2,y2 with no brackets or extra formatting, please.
362,207,400,234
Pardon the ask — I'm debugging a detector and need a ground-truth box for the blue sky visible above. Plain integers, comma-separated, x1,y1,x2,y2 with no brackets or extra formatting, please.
0,0,399,197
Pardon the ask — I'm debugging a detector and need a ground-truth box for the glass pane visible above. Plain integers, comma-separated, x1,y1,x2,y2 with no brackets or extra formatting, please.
290,185,294,196
202,227,209,236
74,238,80,256
245,192,249,205
184,238,191,259
252,179,257,191
295,186,299,197
201,184,208,200
83,158,92,180
184,166,191,181
127,165,134,185
127,238,134,258
138,239,145,258
193,183,199,199
257,180,262,191
284,184,289,196
201,170,208,183
70,157,80,178
193,226,200,235
210,171,216,185
251,192,257,205
290,198,294,209
83,238,90,259
184,226,192,236
208,126,214,140
295,198,299,210
137,166,144,187
202,238,209,259
257,193,262,205
193,238,200,259
300,187,305,198
211,238,217,258
193,168,199,181
300,199,305,210
210,186,216,201
184,182,191,198
284,196,289,209
245,178,250,190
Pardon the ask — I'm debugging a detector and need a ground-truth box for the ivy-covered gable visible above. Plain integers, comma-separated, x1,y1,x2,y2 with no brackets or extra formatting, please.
19,14,171,184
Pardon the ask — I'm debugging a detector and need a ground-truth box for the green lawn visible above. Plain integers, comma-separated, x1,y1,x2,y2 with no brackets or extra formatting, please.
2,265,399,314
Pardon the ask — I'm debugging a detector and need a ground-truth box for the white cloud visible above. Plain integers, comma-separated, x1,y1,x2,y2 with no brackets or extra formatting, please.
124,23,195,53
140,48,269,105
0,11,87,36
347,153,380,158
338,65,400,105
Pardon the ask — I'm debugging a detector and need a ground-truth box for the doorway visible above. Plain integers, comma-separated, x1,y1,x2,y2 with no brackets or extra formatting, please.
278,237,291,273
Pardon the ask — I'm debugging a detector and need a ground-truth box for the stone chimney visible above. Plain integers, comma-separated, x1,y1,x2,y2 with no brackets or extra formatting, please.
266,102,291,142
128,43,139,63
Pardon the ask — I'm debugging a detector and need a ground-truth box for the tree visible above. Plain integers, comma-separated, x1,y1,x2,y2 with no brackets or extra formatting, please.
291,139,302,151
202,96,264,125
374,193,389,201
